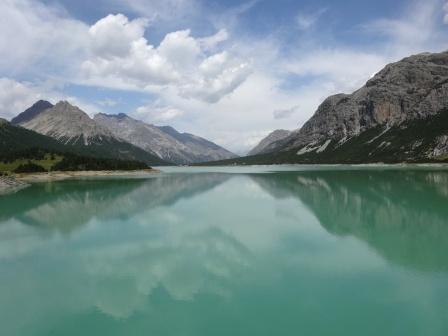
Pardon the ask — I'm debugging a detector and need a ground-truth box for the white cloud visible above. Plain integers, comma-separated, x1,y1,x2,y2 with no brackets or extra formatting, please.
0,0,88,77
362,0,448,55
81,15,250,103
199,29,229,50
282,49,388,93
296,8,327,30
89,14,148,59
180,58,251,103
0,78,102,120
443,2,448,23
0,79,45,120
135,105,184,123
158,30,201,69
0,0,447,154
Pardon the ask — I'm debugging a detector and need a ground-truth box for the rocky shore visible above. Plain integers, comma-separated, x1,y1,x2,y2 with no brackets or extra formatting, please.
13,169,159,183
0,176,30,195
0,169,159,194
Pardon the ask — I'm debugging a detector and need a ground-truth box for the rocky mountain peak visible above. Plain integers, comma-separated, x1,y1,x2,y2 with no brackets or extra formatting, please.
282,50,448,151
18,100,114,145
11,100,53,125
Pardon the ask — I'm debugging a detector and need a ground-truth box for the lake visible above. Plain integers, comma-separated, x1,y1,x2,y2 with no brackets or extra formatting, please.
1,166,448,335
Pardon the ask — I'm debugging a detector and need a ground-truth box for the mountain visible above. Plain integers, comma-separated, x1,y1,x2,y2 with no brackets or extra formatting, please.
204,50,448,165
15,101,168,165
0,119,150,171
0,118,66,156
11,100,53,125
281,51,448,154
248,130,291,155
94,113,237,164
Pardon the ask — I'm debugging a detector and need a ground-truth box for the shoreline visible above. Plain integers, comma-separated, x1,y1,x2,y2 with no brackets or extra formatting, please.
0,176,30,195
13,169,160,183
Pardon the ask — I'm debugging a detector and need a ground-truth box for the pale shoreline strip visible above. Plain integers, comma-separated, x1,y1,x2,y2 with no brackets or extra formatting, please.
13,169,159,183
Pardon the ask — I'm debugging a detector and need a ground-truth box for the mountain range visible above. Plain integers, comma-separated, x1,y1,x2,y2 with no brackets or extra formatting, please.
4,50,448,167
94,113,236,164
219,50,448,164
7,100,237,166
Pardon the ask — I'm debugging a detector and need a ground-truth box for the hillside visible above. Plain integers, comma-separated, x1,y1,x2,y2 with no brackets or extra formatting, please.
203,51,448,165
248,130,292,156
94,113,237,164
0,119,151,172
15,101,169,166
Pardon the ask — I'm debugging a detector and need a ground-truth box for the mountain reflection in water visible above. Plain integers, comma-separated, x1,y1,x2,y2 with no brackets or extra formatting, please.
0,167,447,336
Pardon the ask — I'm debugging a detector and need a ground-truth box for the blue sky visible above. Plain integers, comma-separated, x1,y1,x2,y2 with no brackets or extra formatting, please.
1,0,447,153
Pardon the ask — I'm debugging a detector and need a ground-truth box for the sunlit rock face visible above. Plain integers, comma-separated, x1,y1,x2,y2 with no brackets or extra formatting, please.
285,51,448,149
19,101,116,146
94,113,237,164
251,51,448,161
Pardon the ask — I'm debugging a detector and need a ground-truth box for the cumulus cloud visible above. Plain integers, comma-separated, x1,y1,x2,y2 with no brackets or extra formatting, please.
81,15,250,103
273,105,300,120
0,2,250,105
89,14,148,59
0,0,447,154
180,56,251,103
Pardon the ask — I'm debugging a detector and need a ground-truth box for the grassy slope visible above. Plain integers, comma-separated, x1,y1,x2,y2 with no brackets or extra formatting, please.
0,154,63,172
198,111,448,166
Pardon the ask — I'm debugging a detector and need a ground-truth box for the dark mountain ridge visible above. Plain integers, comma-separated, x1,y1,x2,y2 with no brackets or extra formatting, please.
11,100,53,125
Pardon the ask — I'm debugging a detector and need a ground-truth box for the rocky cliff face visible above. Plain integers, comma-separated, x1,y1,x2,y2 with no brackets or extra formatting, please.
94,113,237,164
248,130,291,155
281,51,448,156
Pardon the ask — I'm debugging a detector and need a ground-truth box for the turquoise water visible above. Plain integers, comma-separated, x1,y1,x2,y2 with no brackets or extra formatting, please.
1,166,448,335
